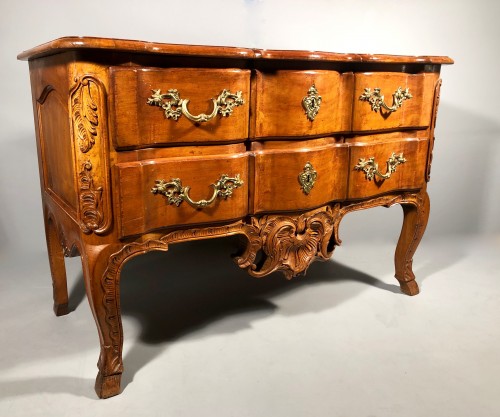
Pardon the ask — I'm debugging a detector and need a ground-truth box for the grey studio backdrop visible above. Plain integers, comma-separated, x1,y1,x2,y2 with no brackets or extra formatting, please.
2,0,500,256
2,0,500,258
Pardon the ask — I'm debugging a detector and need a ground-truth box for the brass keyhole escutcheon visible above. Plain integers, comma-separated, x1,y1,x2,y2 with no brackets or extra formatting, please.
298,162,317,195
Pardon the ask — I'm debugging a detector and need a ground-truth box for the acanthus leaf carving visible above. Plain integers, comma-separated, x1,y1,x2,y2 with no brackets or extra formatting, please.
72,77,99,153
71,74,112,235
244,205,338,279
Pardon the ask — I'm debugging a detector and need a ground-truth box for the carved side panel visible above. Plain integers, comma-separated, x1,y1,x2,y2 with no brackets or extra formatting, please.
426,79,442,182
70,75,112,235
35,81,78,212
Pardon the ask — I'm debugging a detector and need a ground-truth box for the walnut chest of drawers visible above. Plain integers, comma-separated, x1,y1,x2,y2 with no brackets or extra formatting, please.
18,37,452,398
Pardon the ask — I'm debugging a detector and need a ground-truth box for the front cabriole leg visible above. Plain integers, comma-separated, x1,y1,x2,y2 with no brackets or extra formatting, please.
394,190,430,295
334,192,429,295
81,240,171,398
80,244,125,399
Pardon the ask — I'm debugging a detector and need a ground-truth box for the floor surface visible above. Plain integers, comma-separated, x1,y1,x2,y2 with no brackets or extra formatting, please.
1,234,499,417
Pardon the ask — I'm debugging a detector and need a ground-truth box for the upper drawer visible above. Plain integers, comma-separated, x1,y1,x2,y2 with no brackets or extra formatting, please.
253,70,353,138
109,67,251,149
352,72,438,132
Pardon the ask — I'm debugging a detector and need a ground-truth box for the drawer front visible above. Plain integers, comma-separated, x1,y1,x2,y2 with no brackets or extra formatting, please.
253,70,352,138
252,139,349,213
110,67,250,148
348,138,428,199
352,72,438,132
116,153,249,237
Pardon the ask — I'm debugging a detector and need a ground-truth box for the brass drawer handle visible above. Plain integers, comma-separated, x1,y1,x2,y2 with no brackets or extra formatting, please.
147,88,244,123
354,153,406,181
302,84,322,121
359,87,412,113
151,174,244,209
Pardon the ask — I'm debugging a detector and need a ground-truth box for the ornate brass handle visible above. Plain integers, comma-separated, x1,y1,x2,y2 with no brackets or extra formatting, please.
354,153,406,181
147,88,244,123
151,174,244,209
359,87,412,113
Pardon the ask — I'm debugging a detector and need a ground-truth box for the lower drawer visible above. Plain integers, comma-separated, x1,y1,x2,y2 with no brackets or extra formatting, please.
251,138,349,213
115,152,249,237
348,137,428,199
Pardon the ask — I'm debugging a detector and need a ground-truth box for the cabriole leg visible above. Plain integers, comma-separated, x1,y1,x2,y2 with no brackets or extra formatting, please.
81,244,124,399
394,191,430,296
43,213,69,316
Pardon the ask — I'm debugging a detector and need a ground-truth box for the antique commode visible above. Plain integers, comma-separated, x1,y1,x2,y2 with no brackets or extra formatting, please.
18,37,452,398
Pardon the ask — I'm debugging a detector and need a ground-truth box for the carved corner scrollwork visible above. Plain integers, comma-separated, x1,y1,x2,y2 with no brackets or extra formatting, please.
70,75,112,235
79,160,104,234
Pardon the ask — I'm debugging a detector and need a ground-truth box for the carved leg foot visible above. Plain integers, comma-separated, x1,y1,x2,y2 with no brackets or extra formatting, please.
95,372,122,399
399,279,420,296
81,244,124,399
394,191,430,296
44,213,69,316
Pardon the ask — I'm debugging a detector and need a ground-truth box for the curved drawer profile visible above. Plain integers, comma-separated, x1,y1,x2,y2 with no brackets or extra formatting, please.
352,72,439,132
253,70,353,138
110,67,250,149
115,151,249,237
251,138,349,213
348,136,429,199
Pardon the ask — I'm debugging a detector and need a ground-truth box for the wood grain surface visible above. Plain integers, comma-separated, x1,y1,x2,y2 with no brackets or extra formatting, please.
18,36,454,65
253,70,353,138
110,67,250,148
251,138,349,212
116,151,249,237
348,137,429,199
352,72,439,132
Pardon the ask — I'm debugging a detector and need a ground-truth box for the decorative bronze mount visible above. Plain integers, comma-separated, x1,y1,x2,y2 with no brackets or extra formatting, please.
359,87,412,113
298,162,317,194
302,84,322,121
151,174,244,209
354,152,406,181
147,88,244,123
